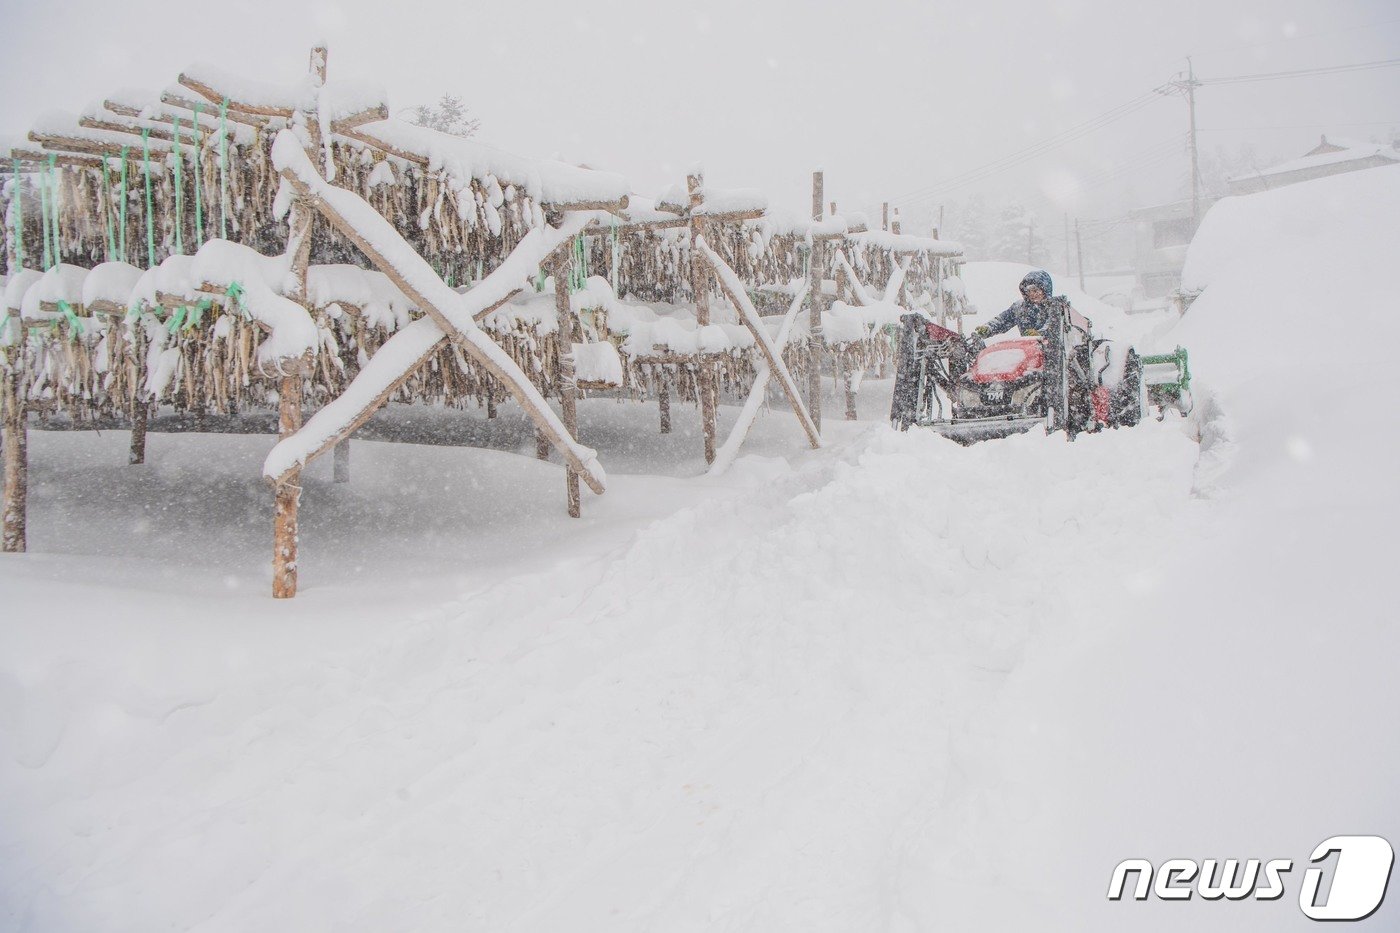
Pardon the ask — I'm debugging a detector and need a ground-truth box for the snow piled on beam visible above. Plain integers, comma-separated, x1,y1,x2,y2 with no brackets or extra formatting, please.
265,131,606,487
352,120,629,207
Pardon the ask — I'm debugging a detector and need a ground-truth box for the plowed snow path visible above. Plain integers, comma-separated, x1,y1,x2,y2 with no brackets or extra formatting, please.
2,420,1202,931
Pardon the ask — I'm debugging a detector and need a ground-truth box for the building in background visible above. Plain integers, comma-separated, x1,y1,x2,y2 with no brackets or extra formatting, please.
1128,198,1217,302
1227,135,1400,195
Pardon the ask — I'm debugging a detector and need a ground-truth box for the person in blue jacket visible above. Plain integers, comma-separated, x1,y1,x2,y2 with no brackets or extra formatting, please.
974,269,1060,338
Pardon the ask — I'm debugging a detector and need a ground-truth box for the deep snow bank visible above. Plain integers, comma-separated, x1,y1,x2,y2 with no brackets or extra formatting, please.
944,165,1400,932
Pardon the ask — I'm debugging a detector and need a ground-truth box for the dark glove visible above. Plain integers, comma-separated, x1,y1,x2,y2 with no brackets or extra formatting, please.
1023,327,1040,337
973,325,990,338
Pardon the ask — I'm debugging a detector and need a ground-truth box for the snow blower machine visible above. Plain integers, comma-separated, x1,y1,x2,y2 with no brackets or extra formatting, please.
890,298,1190,444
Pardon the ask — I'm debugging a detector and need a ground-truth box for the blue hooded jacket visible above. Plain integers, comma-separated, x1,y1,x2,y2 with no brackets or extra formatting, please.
984,270,1059,336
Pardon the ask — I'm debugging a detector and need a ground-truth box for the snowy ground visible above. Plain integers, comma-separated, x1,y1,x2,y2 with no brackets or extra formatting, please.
4,166,1399,931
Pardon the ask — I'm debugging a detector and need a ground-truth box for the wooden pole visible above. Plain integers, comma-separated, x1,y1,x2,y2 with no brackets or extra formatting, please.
2,315,27,553
658,373,671,434
549,246,582,518
272,46,325,599
881,202,889,232
808,172,824,433
536,429,550,460
333,436,350,483
128,324,148,464
688,172,716,465
891,209,901,235
129,402,149,465
1075,218,1086,292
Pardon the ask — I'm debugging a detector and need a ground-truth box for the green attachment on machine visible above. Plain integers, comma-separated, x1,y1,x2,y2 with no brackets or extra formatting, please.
1140,345,1191,396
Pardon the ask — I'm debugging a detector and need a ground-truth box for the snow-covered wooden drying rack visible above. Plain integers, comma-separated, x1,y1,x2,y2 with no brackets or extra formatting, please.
1,45,962,596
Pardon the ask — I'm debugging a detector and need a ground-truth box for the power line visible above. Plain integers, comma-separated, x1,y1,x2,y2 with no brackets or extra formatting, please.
1183,16,1400,63
1199,120,1400,131
871,89,1169,211
1202,57,1400,85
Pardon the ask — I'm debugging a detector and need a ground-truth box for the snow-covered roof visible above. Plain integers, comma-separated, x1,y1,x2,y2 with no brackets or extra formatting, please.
1230,138,1400,183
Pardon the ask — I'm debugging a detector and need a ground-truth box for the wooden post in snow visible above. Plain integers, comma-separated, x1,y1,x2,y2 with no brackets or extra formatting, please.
688,172,716,464
807,171,824,434
658,373,671,434
2,313,26,553
548,220,582,517
882,202,889,232
272,44,326,599
536,428,550,460
128,324,148,465
333,435,350,483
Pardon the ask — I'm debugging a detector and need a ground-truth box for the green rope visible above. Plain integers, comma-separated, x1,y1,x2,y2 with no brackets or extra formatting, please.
118,148,129,263
56,299,83,338
141,129,155,268
38,158,51,270
166,305,187,333
101,160,115,261
192,103,204,248
569,234,587,292
9,159,22,268
171,118,184,256
47,154,60,269
218,98,229,240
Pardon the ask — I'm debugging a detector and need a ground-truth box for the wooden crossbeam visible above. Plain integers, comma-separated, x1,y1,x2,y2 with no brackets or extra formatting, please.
158,92,270,127
275,161,606,493
330,105,389,134
29,132,171,161
7,148,104,169
696,236,820,449
178,73,296,118
79,116,213,146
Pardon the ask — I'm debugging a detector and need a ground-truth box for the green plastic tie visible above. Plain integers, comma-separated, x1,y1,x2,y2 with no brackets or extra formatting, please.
57,299,83,338
192,103,204,248
183,300,209,330
166,306,187,333
142,129,156,267
171,118,184,256
10,159,23,270
118,148,129,263
218,98,229,240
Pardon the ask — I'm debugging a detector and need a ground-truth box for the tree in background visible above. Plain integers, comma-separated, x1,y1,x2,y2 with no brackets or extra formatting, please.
990,200,1049,267
406,94,481,137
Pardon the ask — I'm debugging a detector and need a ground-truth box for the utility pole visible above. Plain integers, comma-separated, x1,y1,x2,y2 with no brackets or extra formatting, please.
1161,58,1203,224
1063,213,1071,281
1187,57,1200,224
1075,218,1085,291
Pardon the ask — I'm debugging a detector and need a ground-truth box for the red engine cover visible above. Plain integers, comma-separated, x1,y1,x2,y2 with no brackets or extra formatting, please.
969,338,1045,384
924,322,961,342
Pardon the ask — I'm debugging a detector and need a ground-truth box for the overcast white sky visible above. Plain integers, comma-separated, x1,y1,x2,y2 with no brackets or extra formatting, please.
2,0,1396,231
